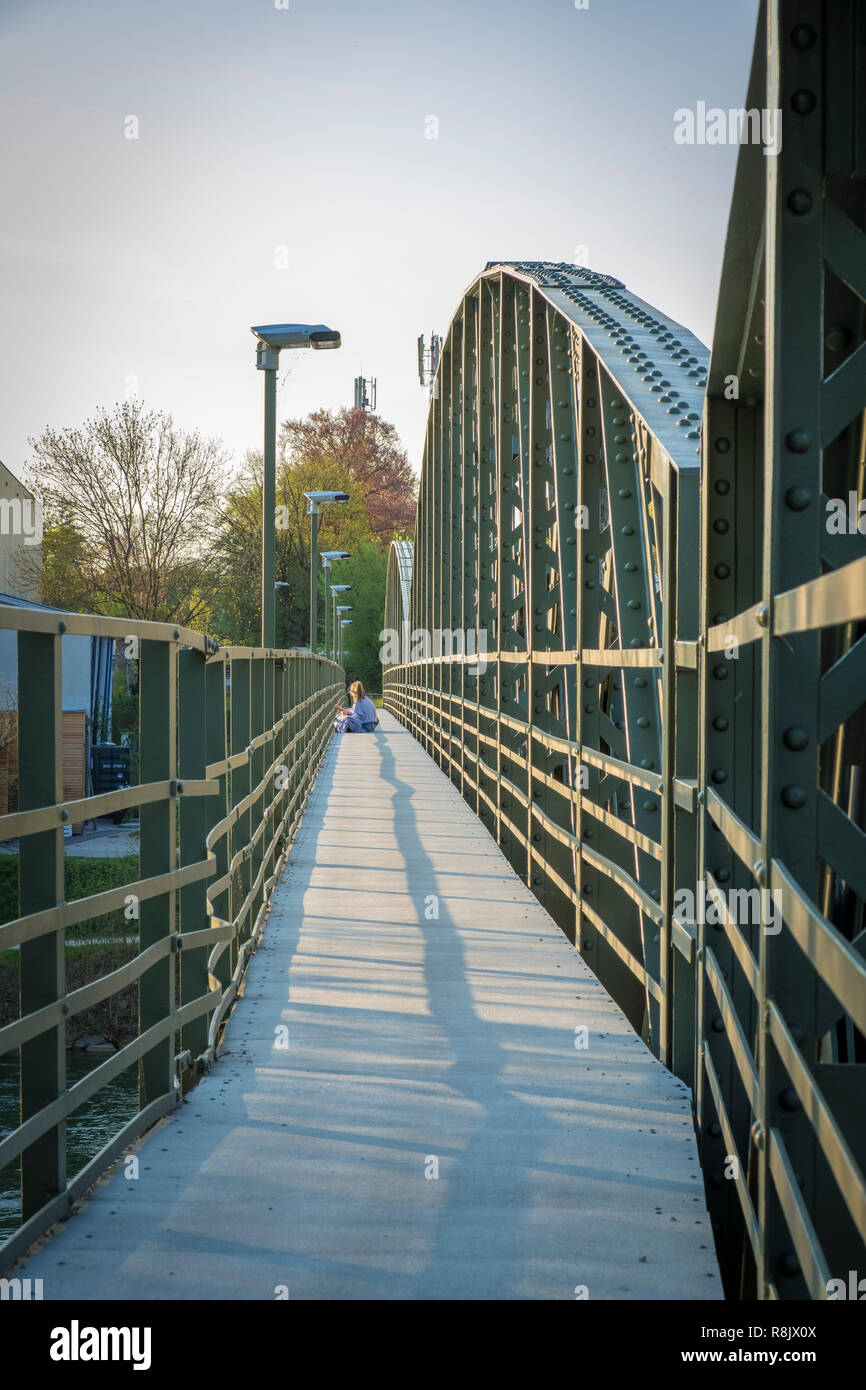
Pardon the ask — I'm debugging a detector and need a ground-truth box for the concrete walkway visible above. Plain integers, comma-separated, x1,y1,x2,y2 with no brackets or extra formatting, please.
16,710,721,1300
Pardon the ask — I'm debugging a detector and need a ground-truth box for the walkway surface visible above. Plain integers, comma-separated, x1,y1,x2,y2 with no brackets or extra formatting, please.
16,710,721,1300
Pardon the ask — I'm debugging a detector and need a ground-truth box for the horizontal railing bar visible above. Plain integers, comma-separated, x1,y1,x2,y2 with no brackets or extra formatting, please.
773,555,866,636
768,1002,866,1244
767,1128,831,1300
704,871,761,999
580,647,663,668
531,801,579,853
0,935,175,1058
0,602,212,650
771,859,866,1037
672,916,695,962
529,842,579,906
705,790,761,874
706,601,766,652
702,1044,762,1260
0,857,214,950
579,843,664,925
0,778,219,841
0,1092,178,1272
0,990,219,1171
703,947,761,1116
209,645,344,665
579,746,665,795
580,899,662,1001
580,795,663,861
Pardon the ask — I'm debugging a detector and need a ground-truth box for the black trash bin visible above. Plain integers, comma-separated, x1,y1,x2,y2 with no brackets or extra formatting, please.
91,743,131,824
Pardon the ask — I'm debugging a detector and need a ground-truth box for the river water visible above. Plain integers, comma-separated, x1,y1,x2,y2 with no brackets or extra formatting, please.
0,1052,138,1242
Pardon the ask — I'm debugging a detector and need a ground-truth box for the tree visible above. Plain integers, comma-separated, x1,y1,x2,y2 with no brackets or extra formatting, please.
280,407,416,542
212,407,417,653
336,542,391,695
26,399,230,625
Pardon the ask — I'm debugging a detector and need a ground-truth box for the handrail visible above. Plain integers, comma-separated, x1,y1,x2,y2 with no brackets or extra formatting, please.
0,600,344,1270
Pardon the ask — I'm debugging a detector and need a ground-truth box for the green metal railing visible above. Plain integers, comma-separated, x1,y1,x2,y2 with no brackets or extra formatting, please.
384,1,866,1299
0,604,342,1268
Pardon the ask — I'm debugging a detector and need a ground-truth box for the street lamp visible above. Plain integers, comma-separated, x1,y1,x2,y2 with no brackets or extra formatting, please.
304,495,349,654
320,551,350,660
331,584,351,660
251,322,341,647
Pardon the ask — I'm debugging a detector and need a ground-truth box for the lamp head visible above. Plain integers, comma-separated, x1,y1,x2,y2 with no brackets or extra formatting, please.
305,491,349,515
251,323,341,351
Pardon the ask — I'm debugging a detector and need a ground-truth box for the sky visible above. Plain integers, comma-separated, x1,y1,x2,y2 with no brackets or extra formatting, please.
0,0,760,484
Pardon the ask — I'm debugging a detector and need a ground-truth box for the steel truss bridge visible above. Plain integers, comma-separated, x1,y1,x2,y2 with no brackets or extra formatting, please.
384,0,866,1299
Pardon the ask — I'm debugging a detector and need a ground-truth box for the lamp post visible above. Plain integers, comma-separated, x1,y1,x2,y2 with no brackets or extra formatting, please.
331,584,351,661
304,496,349,654
250,322,341,647
320,552,350,660
339,618,352,667
336,607,351,670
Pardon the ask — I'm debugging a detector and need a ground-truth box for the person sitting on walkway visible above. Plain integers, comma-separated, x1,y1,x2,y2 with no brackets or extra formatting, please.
335,680,379,733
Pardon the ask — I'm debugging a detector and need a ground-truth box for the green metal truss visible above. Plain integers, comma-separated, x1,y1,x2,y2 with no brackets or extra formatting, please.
384,0,866,1299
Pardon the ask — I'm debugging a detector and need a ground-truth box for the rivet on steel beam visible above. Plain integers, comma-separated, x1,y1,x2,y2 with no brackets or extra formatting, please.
783,726,809,750
791,89,816,115
58,620,67,633
756,605,769,627
785,429,811,453
825,326,851,353
785,485,812,510
781,784,807,808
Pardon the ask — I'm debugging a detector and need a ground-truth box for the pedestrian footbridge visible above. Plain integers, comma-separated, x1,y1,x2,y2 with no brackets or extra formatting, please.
8,712,719,1300
3,0,866,1303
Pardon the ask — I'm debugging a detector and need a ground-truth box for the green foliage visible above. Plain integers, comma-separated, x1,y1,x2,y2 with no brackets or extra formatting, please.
336,542,389,694
0,855,140,938
211,408,416,652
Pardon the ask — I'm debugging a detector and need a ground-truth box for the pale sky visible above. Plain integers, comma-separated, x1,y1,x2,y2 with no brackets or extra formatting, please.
0,0,759,483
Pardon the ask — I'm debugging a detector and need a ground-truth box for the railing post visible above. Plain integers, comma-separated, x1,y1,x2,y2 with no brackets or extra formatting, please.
206,652,231,991
269,655,282,876
250,656,265,920
179,647,209,1086
231,656,252,951
139,637,177,1107
18,629,65,1220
